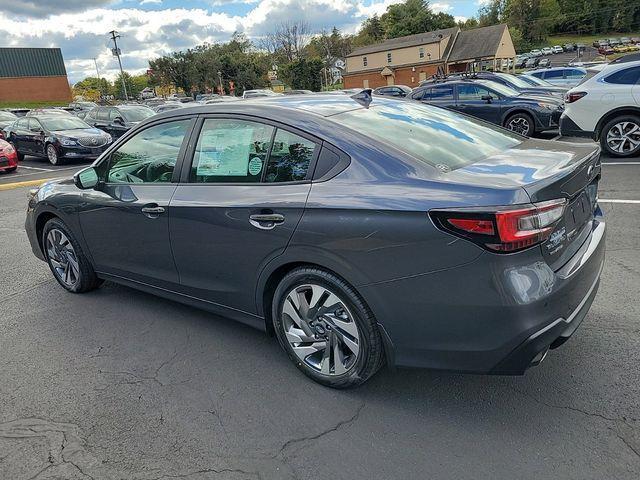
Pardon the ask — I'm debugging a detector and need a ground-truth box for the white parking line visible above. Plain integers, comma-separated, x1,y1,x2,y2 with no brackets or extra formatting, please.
5,166,80,179
599,199,640,204
601,162,640,166
18,165,53,171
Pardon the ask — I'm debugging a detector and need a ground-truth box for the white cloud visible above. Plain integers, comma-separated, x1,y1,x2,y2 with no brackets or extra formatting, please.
139,0,162,5
454,15,468,23
431,3,452,13
0,0,425,83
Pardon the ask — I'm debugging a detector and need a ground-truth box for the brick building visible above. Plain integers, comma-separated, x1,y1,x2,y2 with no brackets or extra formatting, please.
343,24,516,89
0,48,72,103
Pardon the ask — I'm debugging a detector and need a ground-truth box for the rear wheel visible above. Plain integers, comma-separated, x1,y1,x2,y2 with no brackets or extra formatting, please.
272,267,384,388
600,115,640,157
504,112,534,137
42,218,102,293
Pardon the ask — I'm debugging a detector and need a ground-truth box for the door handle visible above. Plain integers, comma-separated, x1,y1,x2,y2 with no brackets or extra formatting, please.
249,213,285,230
141,205,165,218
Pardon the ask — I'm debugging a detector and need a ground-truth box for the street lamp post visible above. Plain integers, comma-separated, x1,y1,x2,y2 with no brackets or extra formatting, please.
217,71,223,95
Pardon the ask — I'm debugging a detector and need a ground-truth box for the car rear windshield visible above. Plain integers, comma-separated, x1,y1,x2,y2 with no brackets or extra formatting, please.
330,101,522,171
40,117,91,131
120,106,155,122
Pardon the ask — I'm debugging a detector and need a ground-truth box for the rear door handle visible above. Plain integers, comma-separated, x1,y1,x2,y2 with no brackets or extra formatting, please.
141,205,165,218
249,213,285,230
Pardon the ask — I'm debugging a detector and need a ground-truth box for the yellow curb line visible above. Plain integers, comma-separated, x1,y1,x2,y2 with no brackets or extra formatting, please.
0,179,49,191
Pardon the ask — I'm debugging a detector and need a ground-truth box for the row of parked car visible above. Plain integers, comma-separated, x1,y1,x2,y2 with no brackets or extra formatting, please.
372,56,640,157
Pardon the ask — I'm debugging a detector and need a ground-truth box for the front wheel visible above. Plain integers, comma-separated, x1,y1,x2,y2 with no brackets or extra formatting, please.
504,112,534,137
42,218,103,293
46,144,63,165
600,115,640,157
272,267,384,388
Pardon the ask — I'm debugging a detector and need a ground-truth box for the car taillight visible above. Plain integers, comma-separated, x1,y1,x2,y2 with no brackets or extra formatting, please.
565,91,587,103
430,199,567,253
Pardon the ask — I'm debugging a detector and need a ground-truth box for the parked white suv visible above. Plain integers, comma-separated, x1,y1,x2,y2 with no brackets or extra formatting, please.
560,60,640,157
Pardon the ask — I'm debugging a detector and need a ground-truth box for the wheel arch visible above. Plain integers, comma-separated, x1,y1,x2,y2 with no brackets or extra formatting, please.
257,258,395,368
594,107,640,140
35,210,61,256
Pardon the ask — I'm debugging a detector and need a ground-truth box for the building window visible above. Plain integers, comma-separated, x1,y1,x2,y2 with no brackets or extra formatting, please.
363,56,367,67
387,52,392,64
419,47,424,59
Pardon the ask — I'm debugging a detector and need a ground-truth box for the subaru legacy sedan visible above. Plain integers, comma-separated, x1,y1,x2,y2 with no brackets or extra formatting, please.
25,94,605,388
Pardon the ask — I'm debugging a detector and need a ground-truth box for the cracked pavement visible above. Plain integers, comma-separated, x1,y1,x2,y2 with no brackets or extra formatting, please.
1,160,639,479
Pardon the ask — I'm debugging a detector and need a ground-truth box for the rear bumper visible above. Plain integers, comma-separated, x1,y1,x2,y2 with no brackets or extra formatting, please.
359,210,606,374
560,113,595,139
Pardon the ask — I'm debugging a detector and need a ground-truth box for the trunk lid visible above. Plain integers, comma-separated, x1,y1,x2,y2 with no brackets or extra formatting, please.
444,137,601,270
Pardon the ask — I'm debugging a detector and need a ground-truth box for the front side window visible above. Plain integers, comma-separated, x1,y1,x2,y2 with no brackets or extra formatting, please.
265,129,316,182
96,108,110,121
104,120,190,184
191,119,274,183
565,68,586,79
16,118,29,129
604,66,640,85
28,118,42,132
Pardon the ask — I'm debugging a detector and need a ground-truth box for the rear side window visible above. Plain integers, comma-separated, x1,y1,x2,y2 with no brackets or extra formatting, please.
96,109,110,121
565,69,585,79
543,70,564,79
191,119,274,183
265,129,317,182
457,85,492,101
331,101,522,171
190,119,317,183
604,67,640,85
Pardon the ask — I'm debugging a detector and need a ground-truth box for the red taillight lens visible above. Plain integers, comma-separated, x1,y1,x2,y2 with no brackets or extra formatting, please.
447,218,495,235
431,199,566,253
566,91,587,103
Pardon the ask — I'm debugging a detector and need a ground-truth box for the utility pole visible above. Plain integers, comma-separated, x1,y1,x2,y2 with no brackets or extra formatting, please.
109,30,128,101
93,57,103,99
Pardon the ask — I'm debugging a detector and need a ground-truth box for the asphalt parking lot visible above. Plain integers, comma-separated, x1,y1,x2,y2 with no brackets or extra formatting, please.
1,145,639,479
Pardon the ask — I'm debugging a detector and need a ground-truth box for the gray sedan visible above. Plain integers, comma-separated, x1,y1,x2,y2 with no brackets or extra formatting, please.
25,94,605,388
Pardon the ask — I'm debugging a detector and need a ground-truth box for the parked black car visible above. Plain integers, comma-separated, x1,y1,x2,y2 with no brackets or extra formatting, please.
24,95,604,388
373,85,413,97
525,58,539,68
84,105,155,139
3,115,112,165
410,79,564,137
0,110,18,139
421,72,565,97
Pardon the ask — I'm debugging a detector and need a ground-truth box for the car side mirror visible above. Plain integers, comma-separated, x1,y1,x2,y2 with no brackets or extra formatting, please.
481,95,493,103
74,167,99,190
114,117,125,126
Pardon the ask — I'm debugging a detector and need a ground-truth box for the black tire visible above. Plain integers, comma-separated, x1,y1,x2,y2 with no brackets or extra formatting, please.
42,218,103,293
46,143,64,166
600,115,640,158
9,141,24,161
5,166,17,173
504,112,534,137
272,267,384,388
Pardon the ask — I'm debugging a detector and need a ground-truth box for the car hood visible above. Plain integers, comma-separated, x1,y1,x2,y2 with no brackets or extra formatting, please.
52,128,106,138
441,136,599,197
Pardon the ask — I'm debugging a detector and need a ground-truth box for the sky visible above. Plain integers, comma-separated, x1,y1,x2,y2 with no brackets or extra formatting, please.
0,0,486,83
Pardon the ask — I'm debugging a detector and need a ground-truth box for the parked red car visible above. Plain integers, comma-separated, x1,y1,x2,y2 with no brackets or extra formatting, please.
598,46,615,55
0,138,18,173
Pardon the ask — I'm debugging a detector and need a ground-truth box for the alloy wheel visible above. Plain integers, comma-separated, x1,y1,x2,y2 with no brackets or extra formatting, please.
46,229,80,288
47,145,58,165
507,116,531,136
606,121,640,155
281,284,360,376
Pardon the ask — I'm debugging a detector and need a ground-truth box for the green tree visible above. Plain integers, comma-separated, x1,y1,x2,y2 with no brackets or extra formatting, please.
280,58,323,91
380,0,456,38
